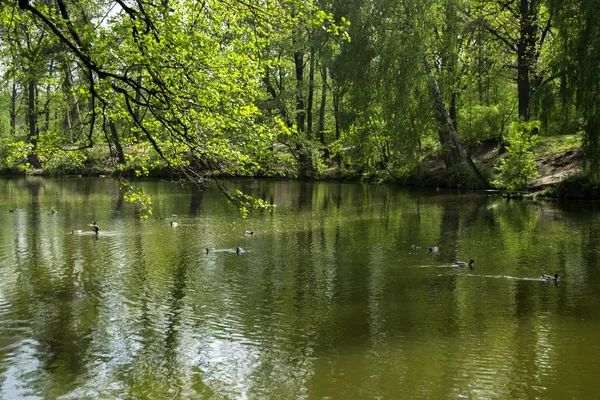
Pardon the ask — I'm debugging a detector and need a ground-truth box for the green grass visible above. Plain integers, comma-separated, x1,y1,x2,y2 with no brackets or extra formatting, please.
533,134,582,157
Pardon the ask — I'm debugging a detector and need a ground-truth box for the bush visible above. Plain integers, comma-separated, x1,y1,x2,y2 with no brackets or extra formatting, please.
492,119,540,190
550,171,600,198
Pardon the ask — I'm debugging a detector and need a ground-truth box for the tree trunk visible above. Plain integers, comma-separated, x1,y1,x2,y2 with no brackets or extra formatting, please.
262,70,293,128
307,48,315,136
333,87,342,170
10,82,17,136
517,0,539,120
132,66,143,141
424,55,488,188
109,121,126,164
60,54,81,139
27,80,41,168
294,50,312,176
294,51,306,133
318,64,329,159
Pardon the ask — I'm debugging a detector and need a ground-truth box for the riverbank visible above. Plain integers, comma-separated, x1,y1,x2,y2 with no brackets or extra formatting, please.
2,135,597,198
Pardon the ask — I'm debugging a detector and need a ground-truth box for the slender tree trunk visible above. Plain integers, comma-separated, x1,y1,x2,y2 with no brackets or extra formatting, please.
132,66,143,141
44,60,55,135
44,83,51,134
294,50,312,176
60,54,81,142
307,48,315,137
333,87,342,170
27,80,41,168
318,64,329,159
294,51,306,133
109,121,126,164
10,82,17,136
424,55,488,188
262,70,293,128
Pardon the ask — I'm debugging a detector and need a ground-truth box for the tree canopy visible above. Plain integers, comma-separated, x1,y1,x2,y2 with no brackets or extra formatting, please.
1,0,599,199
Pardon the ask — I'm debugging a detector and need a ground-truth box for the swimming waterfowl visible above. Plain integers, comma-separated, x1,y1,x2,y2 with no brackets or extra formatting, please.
9,209,14,213
51,209,57,214
542,273,559,281
245,230,254,235
89,221,99,234
170,221,178,227
428,246,439,253
453,259,474,268
236,247,243,255
71,230,82,234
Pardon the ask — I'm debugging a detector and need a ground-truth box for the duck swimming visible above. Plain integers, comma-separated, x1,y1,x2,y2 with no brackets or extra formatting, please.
89,221,99,234
236,247,243,255
428,246,439,253
170,221,178,227
453,259,474,268
542,273,559,281
245,230,254,235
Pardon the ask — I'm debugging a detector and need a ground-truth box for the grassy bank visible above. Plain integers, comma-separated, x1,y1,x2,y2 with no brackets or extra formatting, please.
2,134,598,199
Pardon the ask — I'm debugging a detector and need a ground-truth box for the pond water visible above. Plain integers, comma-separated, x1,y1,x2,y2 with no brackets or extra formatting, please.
1,177,600,399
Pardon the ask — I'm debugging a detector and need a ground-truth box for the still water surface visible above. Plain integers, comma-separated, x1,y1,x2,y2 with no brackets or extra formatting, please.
1,177,600,399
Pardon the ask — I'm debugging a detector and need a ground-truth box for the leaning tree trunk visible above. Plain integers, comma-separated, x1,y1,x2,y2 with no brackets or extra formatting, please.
424,55,489,188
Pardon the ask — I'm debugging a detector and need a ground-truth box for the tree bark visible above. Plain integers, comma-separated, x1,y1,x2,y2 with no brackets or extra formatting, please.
333,86,342,170
294,50,312,176
424,55,488,188
307,48,315,137
517,0,538,120
132,65,143,141
10,82,17,136
27,80,41,168
109,121,126,164
318,64,329,159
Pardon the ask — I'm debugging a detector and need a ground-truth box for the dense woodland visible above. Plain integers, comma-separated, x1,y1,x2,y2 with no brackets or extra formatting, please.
0,0,599,197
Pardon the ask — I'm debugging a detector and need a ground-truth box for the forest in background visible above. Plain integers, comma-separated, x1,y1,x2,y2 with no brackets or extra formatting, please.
1,0,600,199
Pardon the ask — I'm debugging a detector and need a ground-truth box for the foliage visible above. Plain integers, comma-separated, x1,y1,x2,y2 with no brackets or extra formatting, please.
0,0,598,196
120,180,153,219
0,140,32,172
543,171,600,199
492,120,540,190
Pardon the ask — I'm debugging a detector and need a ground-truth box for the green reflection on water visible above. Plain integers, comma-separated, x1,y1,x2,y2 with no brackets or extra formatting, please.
1,177,600,399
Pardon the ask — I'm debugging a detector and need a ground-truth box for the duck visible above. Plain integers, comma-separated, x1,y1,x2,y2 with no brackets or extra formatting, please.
89,221,99,234
170,221,178,227
542,273,559,281
453,259,475,268
428,246,439,253
51,209,57,214
236,246,243,255
71,229,82,234
205,247,215,254
245,230,254,235
9,209,14,213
